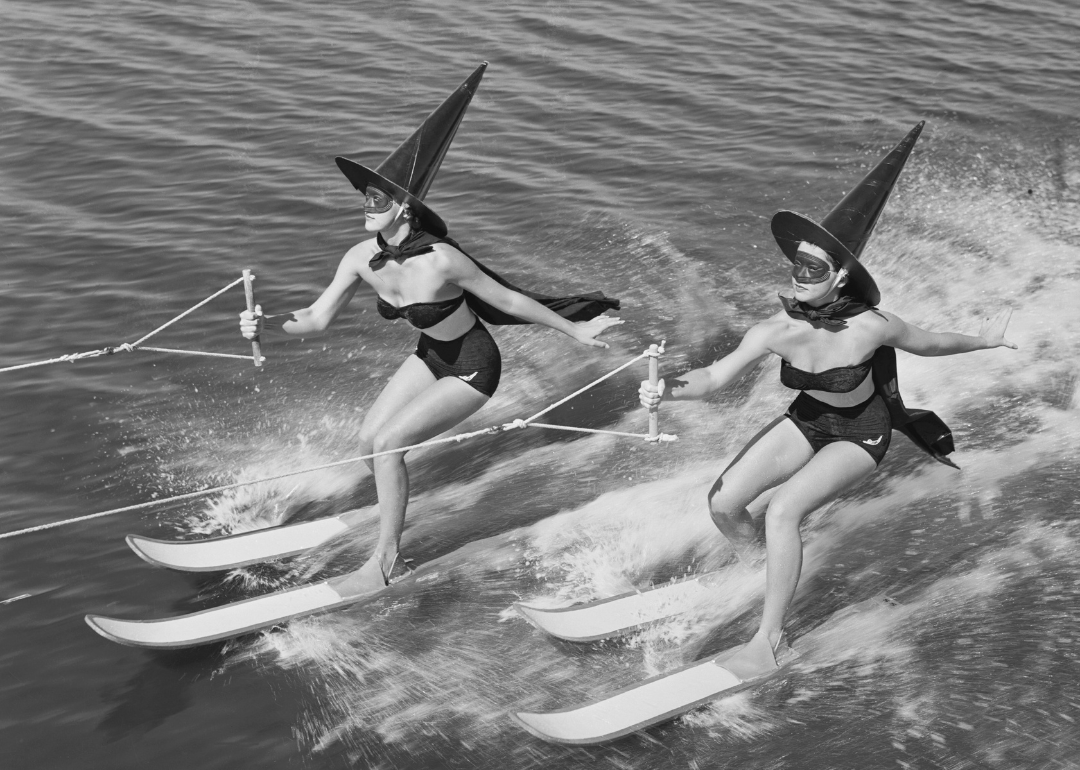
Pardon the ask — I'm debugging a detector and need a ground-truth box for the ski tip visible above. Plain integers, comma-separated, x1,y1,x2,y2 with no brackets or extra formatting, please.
85,613,134,647
123,533,237,573
510,602,631,644
124,534,162,568
84,612,197,650
509,710,545,739
510,709,624,746
511,602,551,629
511,602,571,638
511,601,534,618
510,710,570,744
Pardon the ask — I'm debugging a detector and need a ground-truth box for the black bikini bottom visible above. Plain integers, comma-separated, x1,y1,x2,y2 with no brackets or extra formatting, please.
785,391,892,465
415,319,501,397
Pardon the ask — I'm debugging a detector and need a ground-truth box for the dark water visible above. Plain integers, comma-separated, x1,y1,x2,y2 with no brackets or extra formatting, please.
2,0,1079,767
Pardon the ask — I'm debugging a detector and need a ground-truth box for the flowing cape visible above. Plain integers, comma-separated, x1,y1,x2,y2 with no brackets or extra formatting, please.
372,230,620,324
870,346,959,468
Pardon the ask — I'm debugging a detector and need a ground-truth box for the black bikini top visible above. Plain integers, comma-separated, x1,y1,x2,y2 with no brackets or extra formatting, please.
365,229,618,326
780,357,874,393
376,293,466,329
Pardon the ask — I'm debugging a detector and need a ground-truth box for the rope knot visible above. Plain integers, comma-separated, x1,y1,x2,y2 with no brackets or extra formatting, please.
644,339,667,357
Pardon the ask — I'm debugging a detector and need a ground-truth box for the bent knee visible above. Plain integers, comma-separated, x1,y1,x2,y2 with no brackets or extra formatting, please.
707,480,740,525
371,428,411,456
356,428,376,455
763,498,807,533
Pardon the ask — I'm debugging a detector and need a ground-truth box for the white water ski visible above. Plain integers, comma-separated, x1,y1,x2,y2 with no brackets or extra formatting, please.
126,512,360,572
85,562,433,649
513,571,721,642
512,597,893,745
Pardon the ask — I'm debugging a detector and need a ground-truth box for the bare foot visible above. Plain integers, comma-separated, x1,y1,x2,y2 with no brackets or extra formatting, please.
331,553,391,597
714,630,781,681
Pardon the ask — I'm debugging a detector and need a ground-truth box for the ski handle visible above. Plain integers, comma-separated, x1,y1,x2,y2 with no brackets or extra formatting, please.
242,269,262,367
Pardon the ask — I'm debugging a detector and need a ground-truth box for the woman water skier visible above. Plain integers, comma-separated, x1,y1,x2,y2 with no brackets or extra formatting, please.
639,122,1016,681
241,63,621,595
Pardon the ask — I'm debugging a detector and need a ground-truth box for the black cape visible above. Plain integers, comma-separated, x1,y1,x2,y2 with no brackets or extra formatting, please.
371,230,620,325
870,345,958,469
779,297,959,468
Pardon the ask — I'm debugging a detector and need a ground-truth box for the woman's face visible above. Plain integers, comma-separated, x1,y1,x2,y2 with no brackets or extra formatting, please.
790,242,846,303
364,186,405,232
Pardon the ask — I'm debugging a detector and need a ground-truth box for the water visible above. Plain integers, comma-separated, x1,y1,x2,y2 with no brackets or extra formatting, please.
2,0,1079,767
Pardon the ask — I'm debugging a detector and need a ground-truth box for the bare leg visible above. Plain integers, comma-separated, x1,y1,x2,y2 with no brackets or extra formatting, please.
335,375,488,595
356,355,442,474
719,441,876,680
707,416,814,563
340,356,440,528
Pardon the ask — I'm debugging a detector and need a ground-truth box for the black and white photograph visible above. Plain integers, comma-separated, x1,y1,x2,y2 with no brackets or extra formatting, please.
2,0,1078,767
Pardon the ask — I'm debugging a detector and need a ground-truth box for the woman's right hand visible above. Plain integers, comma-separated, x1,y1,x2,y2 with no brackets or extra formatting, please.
978,307,1018,350
639,378,666,409
239,304,264,340
569,315,623,348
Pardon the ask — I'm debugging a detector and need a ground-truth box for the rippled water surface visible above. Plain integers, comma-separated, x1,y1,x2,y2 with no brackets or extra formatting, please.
2,1,1079,768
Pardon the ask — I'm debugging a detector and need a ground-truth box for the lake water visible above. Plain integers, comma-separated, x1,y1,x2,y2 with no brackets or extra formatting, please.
2,0,1079,767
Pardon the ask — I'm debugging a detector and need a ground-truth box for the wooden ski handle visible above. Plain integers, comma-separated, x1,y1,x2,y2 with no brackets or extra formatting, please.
242,269,262,367
648,343,659,440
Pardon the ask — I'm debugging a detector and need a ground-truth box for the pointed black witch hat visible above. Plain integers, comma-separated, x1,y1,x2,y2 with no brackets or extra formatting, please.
335,62,487,238
771,121,925,307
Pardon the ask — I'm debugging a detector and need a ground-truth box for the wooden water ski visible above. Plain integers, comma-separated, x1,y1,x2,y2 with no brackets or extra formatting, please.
86,581,351,648
513,649,763,745
513,571,721,642
85,562,425,649
126,512,361,572
512,597,894,745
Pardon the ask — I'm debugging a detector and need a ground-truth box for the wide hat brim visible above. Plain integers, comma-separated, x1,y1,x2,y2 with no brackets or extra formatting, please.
335,156,448,238
771,210,880,307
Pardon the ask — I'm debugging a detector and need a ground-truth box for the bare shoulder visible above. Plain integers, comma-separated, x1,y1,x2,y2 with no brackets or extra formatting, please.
856,307,906,343
758,310,795,329
338,238,378,276
344,237,379,263
752,310,800,339
838,306,907,347
427,241,475,276
742,311,791,351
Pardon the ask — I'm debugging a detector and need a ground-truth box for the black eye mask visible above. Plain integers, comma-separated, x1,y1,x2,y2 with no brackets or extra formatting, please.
791,251,834,284
364,187,394,214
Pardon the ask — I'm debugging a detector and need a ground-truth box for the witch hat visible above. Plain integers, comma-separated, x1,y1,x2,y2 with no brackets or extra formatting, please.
335,62,487,238
771,121,925,306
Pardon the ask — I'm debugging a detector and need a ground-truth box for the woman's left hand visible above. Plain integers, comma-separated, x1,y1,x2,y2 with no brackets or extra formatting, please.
570,315,624,348
979,308,1018,350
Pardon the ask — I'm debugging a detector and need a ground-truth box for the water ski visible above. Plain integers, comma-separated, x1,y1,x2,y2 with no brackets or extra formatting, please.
126,511,364,572
85,560,429,649
511,596,895,745
513,571,721,642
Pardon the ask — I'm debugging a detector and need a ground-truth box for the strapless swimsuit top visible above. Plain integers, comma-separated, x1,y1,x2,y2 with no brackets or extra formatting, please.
780,357,874,394
376,293,466,329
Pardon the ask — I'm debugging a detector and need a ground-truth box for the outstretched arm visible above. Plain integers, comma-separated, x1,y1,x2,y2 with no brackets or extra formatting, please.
240,250,364,339
639,324,772,406
881,307,1017,356
440,246,622,348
